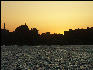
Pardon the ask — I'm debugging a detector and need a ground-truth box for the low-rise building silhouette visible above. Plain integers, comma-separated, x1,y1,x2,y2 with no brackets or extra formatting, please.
64,27,93,44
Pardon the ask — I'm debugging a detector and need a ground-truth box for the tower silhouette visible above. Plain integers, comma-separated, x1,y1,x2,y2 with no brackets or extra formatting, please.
4,22,5,29
25,22,26,25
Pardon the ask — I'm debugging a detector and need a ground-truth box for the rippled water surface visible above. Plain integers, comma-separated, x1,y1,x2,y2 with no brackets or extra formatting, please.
1,45,93,70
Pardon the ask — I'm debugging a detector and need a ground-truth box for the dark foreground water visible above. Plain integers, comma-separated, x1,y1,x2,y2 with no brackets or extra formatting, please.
1,45,93,70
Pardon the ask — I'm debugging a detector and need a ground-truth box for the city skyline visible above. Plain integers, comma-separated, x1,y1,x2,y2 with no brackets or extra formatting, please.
1,22,93,35
1,1,93,34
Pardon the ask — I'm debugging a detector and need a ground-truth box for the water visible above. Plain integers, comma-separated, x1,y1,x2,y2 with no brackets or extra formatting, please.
1,45,93,70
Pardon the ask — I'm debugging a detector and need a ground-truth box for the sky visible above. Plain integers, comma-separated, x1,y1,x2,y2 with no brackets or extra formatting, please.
1,1,93,34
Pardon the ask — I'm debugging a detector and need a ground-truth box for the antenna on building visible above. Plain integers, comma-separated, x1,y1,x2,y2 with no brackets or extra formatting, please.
4,22,5,29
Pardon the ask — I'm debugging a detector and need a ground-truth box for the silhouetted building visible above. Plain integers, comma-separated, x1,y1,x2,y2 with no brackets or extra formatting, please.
1,23,10,45
1,22,93,45
64,27,93,44
46,32,50,35
30,28,38,35
1,23,39,45
15,23,29,32
39,32,63,45
1,22,9,32
1,29,9,33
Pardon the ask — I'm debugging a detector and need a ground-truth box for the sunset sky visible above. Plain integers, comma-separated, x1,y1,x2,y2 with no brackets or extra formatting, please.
1,1,93,34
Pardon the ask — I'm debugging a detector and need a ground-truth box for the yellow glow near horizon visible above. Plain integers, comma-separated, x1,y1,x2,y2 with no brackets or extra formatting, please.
1,1,93,34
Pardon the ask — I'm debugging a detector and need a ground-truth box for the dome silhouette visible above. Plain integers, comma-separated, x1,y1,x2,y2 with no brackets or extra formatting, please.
15,23,29,32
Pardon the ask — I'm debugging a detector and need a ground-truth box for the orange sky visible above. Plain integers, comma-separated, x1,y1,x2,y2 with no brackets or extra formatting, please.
1,1,93,34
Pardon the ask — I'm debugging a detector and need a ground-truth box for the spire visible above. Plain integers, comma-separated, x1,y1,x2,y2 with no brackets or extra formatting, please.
25,22,26,25
4,22,5,29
